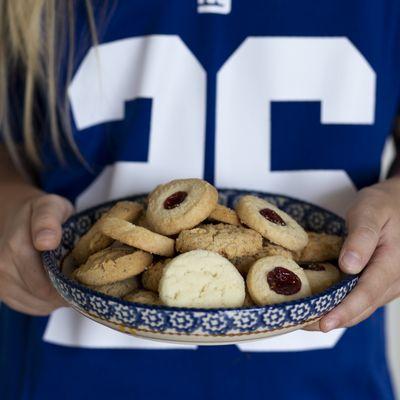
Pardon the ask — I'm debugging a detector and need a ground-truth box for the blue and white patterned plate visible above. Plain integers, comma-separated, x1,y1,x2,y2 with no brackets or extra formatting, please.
42,189,358,344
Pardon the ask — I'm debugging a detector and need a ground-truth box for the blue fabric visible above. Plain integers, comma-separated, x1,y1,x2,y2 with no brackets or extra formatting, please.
0,306,394,400
40,0,400,198
1,1,399,399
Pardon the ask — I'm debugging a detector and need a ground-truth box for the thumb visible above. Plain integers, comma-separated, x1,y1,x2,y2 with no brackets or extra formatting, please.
340,197,385,275
31,194,74,251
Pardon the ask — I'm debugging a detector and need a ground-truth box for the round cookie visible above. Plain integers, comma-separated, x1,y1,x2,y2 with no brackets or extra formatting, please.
176,223,262,259
62,252,78,278
231,242,294,276
260,241,294,259
297,232,344,262
300,262,341,294
235,195,308,252
159,250,245,308
136,210,154,231
247,255,311,305
243,291,256,307
142,259,171,292
100,217,175,257
146,178,218,235
208,204,240,225
230,255,259,276
73,246,153,286
123,290,161,305
89,277,140,298
72,201,143,263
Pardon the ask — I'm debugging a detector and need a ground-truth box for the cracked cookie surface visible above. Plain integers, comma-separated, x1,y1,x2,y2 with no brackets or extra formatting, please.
176,223,262,259
73,246,152,285
159,250,245,308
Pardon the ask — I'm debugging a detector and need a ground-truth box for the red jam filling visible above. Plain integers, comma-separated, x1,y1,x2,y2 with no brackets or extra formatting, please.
301,263,325,271
259,208,286,226
163,191,188,209
267,267,301,295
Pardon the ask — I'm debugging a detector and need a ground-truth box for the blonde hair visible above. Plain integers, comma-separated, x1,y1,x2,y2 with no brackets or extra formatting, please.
0,0,98,173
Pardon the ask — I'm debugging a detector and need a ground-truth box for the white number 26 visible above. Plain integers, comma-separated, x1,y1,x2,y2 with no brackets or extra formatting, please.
69,35,375,214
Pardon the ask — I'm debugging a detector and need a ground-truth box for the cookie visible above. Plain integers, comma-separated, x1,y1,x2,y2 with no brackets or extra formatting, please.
297,232,344,262
176,223,262,259
230,255,258,276
89,277,140,298
73,246,152,286
62,252,78,278
300,262,341,294
235,195,308,252
142,259,171,292
247,255,311,305
100,217,175,257
72,201,143,263
230,242,294,275
243,291,256,307
159,250,245,308
208,204,240,225
136,212,154,231
123,290,161,305
146,178,218,235
261,240,294,258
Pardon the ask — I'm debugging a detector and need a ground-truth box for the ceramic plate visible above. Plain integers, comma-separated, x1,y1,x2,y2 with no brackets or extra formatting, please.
42,189,358,345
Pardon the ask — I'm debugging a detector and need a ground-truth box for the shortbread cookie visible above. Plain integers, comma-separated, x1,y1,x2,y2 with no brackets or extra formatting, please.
176,223,262,259
243,291,256,307
297,232,344,262
74,246,152,286
123,290,161,305
230,255,259,276
231,242,294,275
300,262,340,294
142,259,171,292
236,195,308,252
89,277,140,297
100,217,175,257
208,204,240,225
62,252,78,278
247,256,311,305
136,211,154,231
146,179,218,235
159,250,245,308
72,246,130,282
72,201,143,263
261,241,294,258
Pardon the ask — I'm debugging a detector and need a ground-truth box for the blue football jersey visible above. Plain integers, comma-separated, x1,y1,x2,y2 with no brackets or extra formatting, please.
1,1,399,399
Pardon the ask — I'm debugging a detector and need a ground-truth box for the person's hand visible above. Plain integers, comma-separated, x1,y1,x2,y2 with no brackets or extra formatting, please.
0,192,73,315
306,176,400,332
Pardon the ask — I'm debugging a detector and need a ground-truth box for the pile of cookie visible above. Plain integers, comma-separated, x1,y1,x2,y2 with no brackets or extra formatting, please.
70,178,343,308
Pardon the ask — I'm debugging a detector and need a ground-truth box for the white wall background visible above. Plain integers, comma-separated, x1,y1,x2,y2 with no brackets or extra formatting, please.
381,137,400,399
